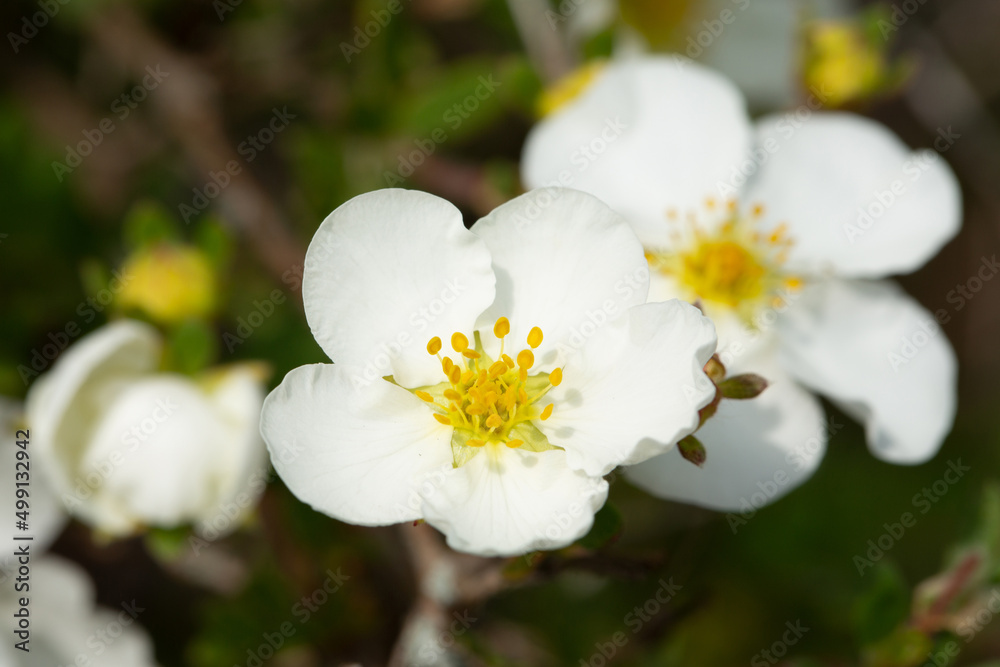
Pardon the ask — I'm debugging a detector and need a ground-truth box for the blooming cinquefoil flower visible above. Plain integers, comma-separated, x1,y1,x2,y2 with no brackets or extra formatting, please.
260,187,717,556
0,556,158,666
522,56,960,510
27,320,268,536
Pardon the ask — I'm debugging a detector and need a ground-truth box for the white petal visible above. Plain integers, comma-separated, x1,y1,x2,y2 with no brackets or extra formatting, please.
421,446,608,557
303,189,496,388
625,347,827,511
78,375,239,533
778,279,957,463
26,320,160,499
538,300,718,476
746,112,961,278
260,364,454,526
195,364,269,536
521,56,752,246
470,187,648,369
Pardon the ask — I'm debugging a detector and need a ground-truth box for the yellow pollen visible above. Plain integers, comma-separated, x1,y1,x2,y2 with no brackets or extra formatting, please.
427,337,442,355
418,321,558,457
451,332,469,352
527,327,543,349
493,317,510,338
646,198,802,320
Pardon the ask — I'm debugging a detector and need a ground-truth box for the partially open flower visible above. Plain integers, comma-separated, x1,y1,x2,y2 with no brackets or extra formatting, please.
118,243,217,324
260,187,718,556
522,56,960,511
27,320,268,537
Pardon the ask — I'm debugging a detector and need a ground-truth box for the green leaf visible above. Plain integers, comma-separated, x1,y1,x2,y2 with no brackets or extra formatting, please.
854,561,911,645
163,320,217,375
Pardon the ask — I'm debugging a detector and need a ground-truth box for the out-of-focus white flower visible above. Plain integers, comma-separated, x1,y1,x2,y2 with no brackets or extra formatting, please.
27,320,268,537
260,187,717,556
0,556,157,666
522,56,960,511
0,399,66,580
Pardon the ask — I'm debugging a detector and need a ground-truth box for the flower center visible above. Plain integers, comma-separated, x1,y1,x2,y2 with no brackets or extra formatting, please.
413,318,562,466
646,200,802,319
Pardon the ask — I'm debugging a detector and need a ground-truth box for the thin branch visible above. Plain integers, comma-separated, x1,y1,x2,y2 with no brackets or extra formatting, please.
83,6,307,302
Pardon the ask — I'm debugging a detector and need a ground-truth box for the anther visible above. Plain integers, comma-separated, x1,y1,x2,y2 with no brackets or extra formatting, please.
517,349,534,369
427,338,441,355
451,332,469,352
527,327,543,349
494,317,510,338
415,391,434,402
540,404,554,420
549,368,563,387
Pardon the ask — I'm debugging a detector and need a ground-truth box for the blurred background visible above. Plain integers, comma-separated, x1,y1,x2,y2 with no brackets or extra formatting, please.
2,0,1000,664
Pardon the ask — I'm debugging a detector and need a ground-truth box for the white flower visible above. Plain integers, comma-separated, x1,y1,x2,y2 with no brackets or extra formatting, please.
522,56,960,511
0,556,157,666
27,320,268,536
260,187,717,556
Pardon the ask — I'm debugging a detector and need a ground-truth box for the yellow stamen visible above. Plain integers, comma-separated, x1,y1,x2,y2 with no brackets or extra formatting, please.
517,349,534,369
451,332,469,352
505,439,523,449
527,327,543,349
493,317,510,338
415,390,434,402
540,404,554,420
549,367,563,387
433,413,451,425
427,337,442,355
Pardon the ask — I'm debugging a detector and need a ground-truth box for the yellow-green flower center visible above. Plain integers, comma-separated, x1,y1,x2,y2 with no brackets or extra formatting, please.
413,318,561,467
646,200,802,321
